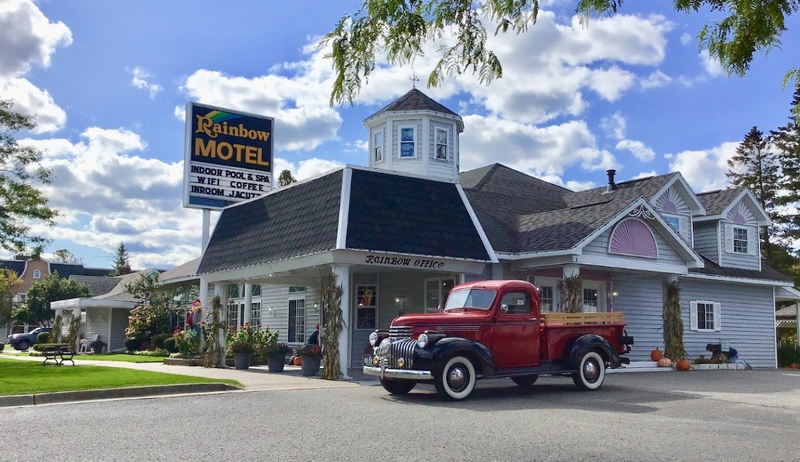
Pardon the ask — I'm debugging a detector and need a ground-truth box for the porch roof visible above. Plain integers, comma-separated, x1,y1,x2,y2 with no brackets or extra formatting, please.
688,255,792,284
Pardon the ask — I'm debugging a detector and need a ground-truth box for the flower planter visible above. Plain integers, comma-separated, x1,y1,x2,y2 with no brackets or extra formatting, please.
267,354,286,373
301,355,321,376
234,352,252,370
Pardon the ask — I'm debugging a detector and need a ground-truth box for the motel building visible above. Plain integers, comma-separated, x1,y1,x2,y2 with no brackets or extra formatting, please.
193,89,799,377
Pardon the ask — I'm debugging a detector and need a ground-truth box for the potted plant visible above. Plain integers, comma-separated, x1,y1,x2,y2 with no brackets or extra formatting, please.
228,341,255,370
297,344,322,376
266,343,291,372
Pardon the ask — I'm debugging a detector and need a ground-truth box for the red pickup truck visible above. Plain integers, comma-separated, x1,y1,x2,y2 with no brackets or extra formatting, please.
364,280,632,400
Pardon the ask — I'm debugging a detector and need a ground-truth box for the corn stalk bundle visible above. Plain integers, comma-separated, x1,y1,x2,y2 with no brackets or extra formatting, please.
559,275,583,313
321,274,344,380
662,280,686,361
204,295,225,368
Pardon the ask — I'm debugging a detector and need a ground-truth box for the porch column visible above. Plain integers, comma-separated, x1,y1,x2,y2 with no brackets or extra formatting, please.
243,283,253,326
214,283,228,352
333,264,351,379
199,277,209,309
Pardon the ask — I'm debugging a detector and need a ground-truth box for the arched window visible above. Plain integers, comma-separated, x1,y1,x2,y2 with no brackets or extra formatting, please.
608,218,658,258
33,269,41,279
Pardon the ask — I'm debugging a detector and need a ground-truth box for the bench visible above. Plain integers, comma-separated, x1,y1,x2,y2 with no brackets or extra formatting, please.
42,346,75,366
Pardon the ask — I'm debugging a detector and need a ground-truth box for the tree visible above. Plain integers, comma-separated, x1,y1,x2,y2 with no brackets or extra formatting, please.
13,273,90,326
0,99,58,252
0,269,20,326
53,248,82,264
124,271,171,340
772,85,800,243
278,169,297,187
111,242,132,276
726,126,781,259
324,1,800,107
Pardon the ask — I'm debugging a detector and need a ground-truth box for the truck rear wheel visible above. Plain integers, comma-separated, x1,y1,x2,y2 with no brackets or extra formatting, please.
511,375,538,388
572,351,605,391
380,379,416,395
435,355,476,400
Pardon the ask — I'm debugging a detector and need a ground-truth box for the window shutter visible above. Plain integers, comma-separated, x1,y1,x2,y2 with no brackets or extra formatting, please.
724,224,734,253
689,301,698,331
713,302,722,331
747,227,757,255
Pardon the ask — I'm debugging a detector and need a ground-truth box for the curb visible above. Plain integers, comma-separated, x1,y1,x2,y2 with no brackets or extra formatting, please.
0,382,240,407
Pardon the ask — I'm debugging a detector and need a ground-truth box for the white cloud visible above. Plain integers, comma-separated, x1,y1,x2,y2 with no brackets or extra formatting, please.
130,66,163,98
634,170,658,179
680,32,692,46
640,70,672,89
1,77,66,133
273,157,343,181
616,139,656,162
600,112,626,140
0,0,72,78
699,50,724,77
668,141,738,192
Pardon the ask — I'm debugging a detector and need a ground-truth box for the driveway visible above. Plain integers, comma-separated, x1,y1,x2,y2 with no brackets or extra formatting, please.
4,369,799,461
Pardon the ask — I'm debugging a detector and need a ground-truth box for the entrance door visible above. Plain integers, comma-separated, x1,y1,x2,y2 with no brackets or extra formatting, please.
425,277,456,313
352,284,378,367
493,289,539,368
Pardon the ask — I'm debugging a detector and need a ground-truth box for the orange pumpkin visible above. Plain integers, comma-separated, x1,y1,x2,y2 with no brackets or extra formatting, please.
676,359,691,371
650,348,663,362
657,357,672,367
293,357,302,366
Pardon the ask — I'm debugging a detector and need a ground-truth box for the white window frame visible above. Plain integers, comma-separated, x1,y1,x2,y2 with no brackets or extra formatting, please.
581,281,606,313
425,276,456,313
250,302,261,329
530,276,560,313
373,129,384,162
227,302,239,330
355,284,378,330
690,300,721,332
251,284,261,297
32,269,41,279
732,225,749,254
288,294,306,344
398,125,417,158
434,127,449,160
662,214,681,233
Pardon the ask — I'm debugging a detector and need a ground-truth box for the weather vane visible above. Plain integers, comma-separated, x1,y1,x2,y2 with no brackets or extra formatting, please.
410,72,419,88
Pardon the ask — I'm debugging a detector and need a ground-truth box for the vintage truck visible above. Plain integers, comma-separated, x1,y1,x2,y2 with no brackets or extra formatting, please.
364,280,633,400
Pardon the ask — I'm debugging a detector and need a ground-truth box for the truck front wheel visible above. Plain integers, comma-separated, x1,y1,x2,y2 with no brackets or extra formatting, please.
435,356,477,400
380,379,416,395
572,351,605,391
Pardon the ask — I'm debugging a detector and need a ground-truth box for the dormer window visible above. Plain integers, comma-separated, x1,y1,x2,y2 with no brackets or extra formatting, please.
373,130,384,162
33,269,41,279
435,127,449,160
399,126,416,158
663,214,680,232
732,226,749,254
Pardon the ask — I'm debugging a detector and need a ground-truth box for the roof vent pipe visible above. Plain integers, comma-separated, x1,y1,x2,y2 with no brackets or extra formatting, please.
606,169,617,192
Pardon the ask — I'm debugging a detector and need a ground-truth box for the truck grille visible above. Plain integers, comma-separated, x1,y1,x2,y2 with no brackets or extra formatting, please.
389,325,412,339
389,339,416,369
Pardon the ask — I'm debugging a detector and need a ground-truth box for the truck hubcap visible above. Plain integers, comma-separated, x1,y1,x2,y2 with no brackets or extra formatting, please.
583,359,599,382
447,365,469,392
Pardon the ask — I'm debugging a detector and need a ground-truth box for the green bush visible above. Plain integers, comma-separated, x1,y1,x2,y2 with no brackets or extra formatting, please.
778,345,800,367
124,337,144,352
37,332,52,344
163,337,178,353
134,349,169,357
32,343,68,352
150,333,170,350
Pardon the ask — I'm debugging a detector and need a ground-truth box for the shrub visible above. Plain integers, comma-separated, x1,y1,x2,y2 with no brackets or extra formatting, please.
32,343,68,352
124,337,144,352
163,337,178,353
778,345,800,367
228,340,255,355
151,333,170,350
0,342,4,352
37,332,51,344
174,330,200,356
134,349,169,357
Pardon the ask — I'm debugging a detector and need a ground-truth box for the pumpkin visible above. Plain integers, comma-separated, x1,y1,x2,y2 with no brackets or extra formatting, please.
293,357,302,366
650,348,663,362
676,359,691,371
657,357,672,367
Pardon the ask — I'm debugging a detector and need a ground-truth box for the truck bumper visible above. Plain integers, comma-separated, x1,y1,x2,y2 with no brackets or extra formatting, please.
363,366,433,381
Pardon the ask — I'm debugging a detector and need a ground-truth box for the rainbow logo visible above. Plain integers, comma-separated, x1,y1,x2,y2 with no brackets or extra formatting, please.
203,110,243,124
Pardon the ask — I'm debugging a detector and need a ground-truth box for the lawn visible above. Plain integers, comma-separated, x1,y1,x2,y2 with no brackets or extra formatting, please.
69,353,166,363
0,358,240,396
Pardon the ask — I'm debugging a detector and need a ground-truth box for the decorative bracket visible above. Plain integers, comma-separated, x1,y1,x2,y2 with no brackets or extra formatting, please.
628,204,656,220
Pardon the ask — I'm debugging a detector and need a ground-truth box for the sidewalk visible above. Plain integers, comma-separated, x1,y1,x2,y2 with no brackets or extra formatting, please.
0,353,360,392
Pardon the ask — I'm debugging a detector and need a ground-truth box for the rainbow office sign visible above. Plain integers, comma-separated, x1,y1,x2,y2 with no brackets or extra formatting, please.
182,102,274,210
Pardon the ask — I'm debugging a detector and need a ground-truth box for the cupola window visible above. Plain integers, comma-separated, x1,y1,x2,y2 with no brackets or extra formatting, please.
435,127,449,160
399,126,416,158
373,130,384,162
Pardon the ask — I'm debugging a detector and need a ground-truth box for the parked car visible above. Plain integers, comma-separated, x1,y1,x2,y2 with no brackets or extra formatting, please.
7,327,52,351
364,280,633,400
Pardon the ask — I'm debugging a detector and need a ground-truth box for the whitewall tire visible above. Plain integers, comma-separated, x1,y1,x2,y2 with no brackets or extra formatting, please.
435,355,477,400
572,351,605,391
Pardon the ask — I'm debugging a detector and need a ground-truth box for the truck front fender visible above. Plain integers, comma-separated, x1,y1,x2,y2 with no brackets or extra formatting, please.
566,334,622,369
415,337,496,377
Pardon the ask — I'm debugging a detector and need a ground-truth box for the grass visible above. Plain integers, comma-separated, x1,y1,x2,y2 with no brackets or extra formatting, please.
0,358,241,396
69,353,166,363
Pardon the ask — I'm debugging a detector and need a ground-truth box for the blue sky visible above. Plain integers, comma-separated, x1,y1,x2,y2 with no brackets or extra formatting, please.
1,0,798,268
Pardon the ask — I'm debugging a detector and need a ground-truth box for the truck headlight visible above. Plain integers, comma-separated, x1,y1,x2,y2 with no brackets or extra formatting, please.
417,333,429,349
369,331,379,346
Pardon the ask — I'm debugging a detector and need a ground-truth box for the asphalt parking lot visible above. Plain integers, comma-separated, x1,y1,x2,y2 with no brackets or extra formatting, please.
4,370,799,461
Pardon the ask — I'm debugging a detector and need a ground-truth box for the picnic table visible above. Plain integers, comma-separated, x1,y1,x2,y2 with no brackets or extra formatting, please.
42,346,75,366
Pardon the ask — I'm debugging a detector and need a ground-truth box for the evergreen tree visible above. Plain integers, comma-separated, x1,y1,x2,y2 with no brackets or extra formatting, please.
278,169,297,187
772,85,800,243
726,126,781,259
111,242,132,276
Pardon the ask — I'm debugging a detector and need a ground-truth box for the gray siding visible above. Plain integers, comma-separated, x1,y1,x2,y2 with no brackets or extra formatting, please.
693,221,719,262
85,307,110,348
719,222,760,270
584,223,685,266
245,284,320,347
612,276,776,368
110,309,129,351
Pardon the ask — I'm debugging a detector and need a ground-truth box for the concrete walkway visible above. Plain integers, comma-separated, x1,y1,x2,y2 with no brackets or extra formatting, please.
0,353,359,392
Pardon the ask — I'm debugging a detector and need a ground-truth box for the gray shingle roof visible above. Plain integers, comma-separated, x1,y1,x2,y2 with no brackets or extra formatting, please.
159,258,200,283
564,173,676,208
69,275,121,296
697,187,742,215
689,254,791,282
0,260,25,275
367,88,460,119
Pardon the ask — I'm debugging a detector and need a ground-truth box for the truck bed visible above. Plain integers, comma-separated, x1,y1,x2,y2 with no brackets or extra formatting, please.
540,312,626,361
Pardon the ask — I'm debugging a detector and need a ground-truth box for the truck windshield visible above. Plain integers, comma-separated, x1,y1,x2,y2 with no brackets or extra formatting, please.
444,289,497,311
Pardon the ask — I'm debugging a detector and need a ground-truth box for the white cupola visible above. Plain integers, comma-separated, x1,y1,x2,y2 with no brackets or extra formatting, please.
363,88,464,182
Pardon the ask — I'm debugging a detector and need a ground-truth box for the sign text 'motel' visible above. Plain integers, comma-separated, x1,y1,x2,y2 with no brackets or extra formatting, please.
183,103,274,210
364,254,446,269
